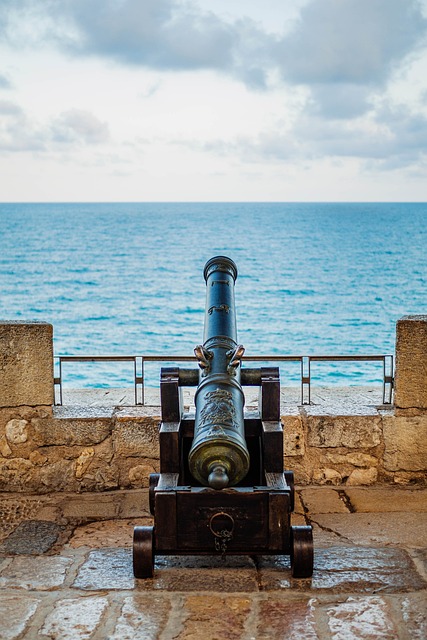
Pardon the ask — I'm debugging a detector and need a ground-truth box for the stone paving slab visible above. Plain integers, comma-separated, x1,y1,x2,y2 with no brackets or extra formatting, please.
1,591,425,639
39,596,109,640
300,488,350,514
0,520,67,554
0,555,73,590
0,594,41,640
324,595,399,639
74,548,259,593
312,512,427,548
1,485,426,638
0,580,425,639
258,546,426,594
69,517,150,548
345,488,427,512
107,593,172,639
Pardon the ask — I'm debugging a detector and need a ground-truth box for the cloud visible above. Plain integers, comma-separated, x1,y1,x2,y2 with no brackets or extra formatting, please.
275,0,426,85
0,100,46,152
273,0,427,117
51,110,110,145
54,0,238,72
0,74,12,89
0,100,22,115
0,104,110,153
1,0,426,118
307,84,372,119
1,0,426,100
0,0,270,86
204,101,427,170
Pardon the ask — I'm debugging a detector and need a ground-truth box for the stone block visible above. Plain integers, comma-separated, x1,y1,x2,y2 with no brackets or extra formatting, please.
0,520,65,554
0,595,40,639
69,518,150,548
345,488,427,512
113,408,160,458
257,598,318,640
128,462,157,488
400,593,427,640
61,493,120,520
0,322,54,407
326,596,398,638
395,315,427,410
40,597,108,639
0,458,34,492
282,413,305,456
258,545,426,592
383,415,427,471
118,488,150,518
307,415,382,448
322,452,378,467
180,595,252,637
300,488,350,514
0,556,72,590
110,595,170,640
312,512,427,548
32,416,111,446
5,419,28,444
312,468,342,485
346,467,378,486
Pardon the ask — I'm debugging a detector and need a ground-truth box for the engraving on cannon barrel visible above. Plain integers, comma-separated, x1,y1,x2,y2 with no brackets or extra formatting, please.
198,389,238,433
208,304,230,314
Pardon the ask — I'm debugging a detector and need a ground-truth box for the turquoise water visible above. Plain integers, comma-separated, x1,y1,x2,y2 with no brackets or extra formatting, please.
1,202,426,387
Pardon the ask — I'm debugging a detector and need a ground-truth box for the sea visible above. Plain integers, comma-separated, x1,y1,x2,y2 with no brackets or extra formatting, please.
1,202,426,389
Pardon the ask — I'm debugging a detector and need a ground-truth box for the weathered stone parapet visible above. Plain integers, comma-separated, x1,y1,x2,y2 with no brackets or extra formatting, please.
395,315,427,413
0,404,161,494
0,395,426,492
382,415,427,472
0,322,54,407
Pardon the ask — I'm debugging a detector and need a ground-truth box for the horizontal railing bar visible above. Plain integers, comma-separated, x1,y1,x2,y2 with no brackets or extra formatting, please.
55,354,392,362
303,355,389,362
53,353,394,407
57,355,139,362
55,355,195,362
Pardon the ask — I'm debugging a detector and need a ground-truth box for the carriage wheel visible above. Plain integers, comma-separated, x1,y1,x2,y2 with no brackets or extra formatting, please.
290,525,313,578
284,470,295,512
133,526,155,578
149,473,160,516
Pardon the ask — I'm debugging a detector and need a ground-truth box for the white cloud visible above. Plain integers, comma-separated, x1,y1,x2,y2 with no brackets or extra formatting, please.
201,99,427,172
0,74,12,89
1,0,426,99
0,103,110,153
0,100,22,115
0,0,426,200
273,0,427,116
275,0,426,84
52,109,110,145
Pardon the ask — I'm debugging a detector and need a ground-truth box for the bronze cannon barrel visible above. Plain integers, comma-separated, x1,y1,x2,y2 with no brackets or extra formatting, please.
188,256,250,489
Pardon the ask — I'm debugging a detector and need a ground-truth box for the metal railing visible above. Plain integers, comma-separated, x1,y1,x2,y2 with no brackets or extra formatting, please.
54,353,394,406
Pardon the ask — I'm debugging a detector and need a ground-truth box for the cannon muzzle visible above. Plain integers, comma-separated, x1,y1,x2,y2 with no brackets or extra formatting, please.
188,256,250,488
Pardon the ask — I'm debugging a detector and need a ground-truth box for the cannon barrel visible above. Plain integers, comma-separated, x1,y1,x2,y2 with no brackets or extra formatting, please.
188,256,250,489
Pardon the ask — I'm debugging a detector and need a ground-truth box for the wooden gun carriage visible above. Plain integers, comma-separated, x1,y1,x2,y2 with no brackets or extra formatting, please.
133,257,314,579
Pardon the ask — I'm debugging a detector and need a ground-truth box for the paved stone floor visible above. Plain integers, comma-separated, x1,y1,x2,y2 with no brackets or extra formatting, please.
1,487,426,639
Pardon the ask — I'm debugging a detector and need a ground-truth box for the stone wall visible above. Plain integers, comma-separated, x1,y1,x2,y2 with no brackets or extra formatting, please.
0,318,426,493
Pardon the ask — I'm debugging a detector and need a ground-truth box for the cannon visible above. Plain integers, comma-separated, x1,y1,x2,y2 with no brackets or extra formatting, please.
133,256,313,579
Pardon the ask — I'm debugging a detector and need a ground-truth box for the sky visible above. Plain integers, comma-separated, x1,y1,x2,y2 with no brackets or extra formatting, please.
0,0,427,202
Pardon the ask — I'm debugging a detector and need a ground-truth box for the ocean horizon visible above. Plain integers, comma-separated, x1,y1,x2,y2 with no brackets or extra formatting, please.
1,202,425,388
